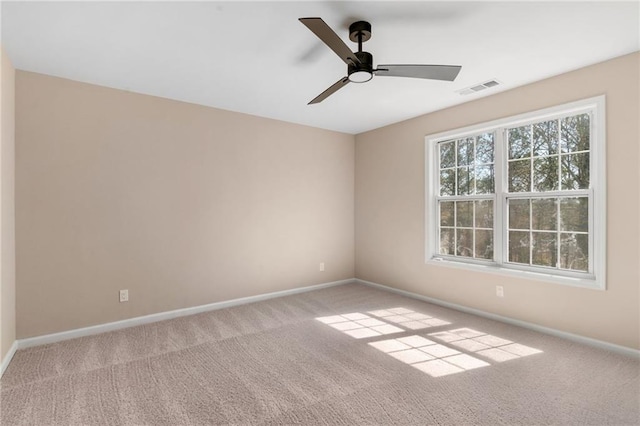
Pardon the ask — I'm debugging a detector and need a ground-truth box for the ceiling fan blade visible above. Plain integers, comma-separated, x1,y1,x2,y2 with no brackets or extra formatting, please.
375,65,462,81
308,77,350,104
299,18,360,66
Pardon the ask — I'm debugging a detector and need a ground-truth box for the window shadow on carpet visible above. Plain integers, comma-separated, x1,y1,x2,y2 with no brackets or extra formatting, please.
316,307,543,377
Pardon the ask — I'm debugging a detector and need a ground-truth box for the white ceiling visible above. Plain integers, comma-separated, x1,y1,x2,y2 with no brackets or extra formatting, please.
2,1,638,134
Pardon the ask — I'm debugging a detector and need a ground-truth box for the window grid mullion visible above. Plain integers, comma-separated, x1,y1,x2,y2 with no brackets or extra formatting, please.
454,201,458,256
472,199,476,258
494,129,505,267
558,119,563,191
454,140,459,196
529,199,533,266
473,136,477,195
436,194,496,202
505,189,590,199
529,125,534,193
556,197,561,268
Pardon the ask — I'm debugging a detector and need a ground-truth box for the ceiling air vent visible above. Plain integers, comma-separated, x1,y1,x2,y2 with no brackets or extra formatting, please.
457,79,501,96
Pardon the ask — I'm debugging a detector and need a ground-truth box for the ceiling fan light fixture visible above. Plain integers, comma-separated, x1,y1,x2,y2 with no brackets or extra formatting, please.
348,70,373,83
348,51,374,83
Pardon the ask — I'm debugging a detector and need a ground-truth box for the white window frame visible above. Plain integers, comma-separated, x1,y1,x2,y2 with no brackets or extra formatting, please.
425,96,606,290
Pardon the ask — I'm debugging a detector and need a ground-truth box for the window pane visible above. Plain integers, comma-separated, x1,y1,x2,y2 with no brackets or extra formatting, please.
476,165,495,194
508,159,531,192
457,229,473,257
533,120,559,156
561,153,590,190
509,231,530,264
475,230,493,260
456,201,473,227
509,199,530,230
560,197,588,232
475,200,493,229
533,156,559,192
457,167,474,195
508,125,531,159
560,233,589,272
532,232,557,267
561,113,590,153
440,169,455,196
440,141,455,168
457,138,474,166
532,198,557,231
440,228,455,255
440,201,455,227
476,133,494,164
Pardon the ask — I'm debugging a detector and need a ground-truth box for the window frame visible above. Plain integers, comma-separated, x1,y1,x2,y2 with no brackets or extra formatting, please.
425,96,606,290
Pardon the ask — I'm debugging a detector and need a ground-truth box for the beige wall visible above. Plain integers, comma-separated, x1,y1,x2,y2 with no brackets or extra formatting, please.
12,53,639,349
16,71,355,338
1,46,16,360
355,52,640,349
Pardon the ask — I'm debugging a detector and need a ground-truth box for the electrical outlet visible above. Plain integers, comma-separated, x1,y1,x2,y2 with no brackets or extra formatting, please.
119,289,129,303
319,262,325,272
496,286,504,298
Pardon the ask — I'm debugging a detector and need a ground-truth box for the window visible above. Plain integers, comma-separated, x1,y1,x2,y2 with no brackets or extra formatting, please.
426,96,605,289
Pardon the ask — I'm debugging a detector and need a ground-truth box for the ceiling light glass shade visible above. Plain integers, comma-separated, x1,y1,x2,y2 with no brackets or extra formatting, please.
348,70,373,83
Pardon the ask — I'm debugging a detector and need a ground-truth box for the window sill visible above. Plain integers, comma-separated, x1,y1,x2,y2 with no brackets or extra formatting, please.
426,257,604,290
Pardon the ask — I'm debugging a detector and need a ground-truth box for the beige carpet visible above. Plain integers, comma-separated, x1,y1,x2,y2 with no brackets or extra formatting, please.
1,282,638,425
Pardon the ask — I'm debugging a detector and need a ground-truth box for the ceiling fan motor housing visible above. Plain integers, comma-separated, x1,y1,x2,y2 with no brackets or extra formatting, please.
348,51,373,82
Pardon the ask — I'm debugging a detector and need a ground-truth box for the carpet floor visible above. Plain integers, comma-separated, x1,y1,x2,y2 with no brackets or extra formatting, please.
1,282,638,425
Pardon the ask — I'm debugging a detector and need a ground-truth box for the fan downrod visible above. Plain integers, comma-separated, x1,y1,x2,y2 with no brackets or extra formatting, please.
347,21,373,82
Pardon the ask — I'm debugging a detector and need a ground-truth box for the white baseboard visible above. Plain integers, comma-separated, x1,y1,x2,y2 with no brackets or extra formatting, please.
1,340,18,378
356,278,640,359
17,278,354,350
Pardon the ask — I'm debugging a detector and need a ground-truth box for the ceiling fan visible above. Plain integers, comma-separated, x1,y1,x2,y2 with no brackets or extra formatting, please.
299,18,462,104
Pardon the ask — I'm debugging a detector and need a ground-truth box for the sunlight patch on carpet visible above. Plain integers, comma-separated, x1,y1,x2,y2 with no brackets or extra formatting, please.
317,309,542,378
367,335,489,377
430,328,543,362
367,307,451,330
316,307,452,339
316,312,404,339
